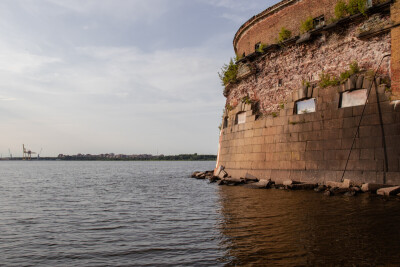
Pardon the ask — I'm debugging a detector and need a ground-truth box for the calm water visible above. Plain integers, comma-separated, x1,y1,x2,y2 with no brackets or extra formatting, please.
1,161,400,266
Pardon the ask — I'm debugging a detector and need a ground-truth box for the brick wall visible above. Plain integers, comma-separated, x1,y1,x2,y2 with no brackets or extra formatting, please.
228,19,391,115
391,0,400,99
234,0,341,56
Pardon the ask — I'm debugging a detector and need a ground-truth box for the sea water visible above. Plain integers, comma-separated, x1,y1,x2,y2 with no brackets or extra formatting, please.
1,161,399,266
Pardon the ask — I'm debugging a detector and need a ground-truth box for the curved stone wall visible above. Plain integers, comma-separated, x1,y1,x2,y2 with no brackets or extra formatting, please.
218,0,400,185
234,0,387,56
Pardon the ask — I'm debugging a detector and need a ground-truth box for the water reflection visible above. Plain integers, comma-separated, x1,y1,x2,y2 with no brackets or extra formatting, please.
217,187,400,266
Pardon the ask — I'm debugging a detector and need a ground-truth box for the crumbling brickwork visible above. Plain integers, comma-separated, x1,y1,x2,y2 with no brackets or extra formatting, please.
228,20,391,115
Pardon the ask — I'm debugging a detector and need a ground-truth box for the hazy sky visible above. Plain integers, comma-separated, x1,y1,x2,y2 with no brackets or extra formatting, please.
0,0,279,157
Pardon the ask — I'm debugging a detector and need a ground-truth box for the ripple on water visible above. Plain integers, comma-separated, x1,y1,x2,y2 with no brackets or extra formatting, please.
1,161,400,266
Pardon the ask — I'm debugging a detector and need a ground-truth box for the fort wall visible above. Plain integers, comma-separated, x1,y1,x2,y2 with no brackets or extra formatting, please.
218,0,400,185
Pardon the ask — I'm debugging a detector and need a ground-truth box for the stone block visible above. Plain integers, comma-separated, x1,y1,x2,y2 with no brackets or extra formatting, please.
292,91,299,102
361,183,393,192
362,77,373,89
345,75,357,91
283,179,294,186
326,179,352,188
312,87,319,98
356,75,364,89
307,86,313,98
218,170,228,179
298,86,307,99
377,186,400,196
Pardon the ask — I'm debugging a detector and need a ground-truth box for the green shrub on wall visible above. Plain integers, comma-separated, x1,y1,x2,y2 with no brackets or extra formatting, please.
339,61,360,83
347,0,368,15
319,72,339,88
256,43,268,53
300,17,314,34
218,58,238,86
335,0,349,19
278,27,292,42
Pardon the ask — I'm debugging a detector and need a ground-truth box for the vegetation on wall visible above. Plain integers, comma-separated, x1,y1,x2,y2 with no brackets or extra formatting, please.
335,0,349,19
339,61,360,83
278,27,292,42
241,95,252,104
319,72,340,88
225,103,234,111
219,58,238,86
347,0,368,15
256,43,268,53
335,0,368,20
318,61,361,88
300,17,314,34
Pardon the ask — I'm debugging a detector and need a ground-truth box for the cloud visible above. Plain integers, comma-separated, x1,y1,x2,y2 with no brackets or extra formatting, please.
42,0,171,23
0,0,254,156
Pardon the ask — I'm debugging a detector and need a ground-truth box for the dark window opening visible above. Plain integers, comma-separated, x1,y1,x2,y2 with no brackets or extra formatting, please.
223,117,228,128
313,16,325,29
278,79,283,87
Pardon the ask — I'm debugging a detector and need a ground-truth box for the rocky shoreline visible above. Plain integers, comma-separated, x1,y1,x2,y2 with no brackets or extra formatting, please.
191,169,400,198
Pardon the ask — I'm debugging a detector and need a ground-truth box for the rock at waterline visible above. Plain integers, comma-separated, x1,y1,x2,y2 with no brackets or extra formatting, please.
377,186,400,196
361,183,393,193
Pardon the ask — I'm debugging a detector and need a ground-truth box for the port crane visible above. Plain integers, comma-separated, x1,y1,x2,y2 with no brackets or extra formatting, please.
8,149,12,159
22,144,36,160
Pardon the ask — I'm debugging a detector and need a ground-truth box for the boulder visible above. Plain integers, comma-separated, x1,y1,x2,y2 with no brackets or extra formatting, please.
218,170,228,179
350,186,361,192
247,179,272,189
361,183,393,193
283,179,300,186
243,177,259,183
326,179,352,189
329,187,351,195
377,186,400,196
324,190,332,196
191,171,201,178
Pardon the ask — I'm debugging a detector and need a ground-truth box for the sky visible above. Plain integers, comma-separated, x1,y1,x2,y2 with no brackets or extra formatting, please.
0,0,279,157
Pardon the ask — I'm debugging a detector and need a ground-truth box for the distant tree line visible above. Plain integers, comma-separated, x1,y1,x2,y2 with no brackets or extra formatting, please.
56,153,216,161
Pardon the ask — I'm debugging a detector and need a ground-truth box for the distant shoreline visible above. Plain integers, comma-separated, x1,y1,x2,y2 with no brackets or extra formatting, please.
0,154,217,161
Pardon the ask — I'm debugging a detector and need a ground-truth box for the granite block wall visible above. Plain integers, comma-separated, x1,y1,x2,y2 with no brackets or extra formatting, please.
219,80,400,184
